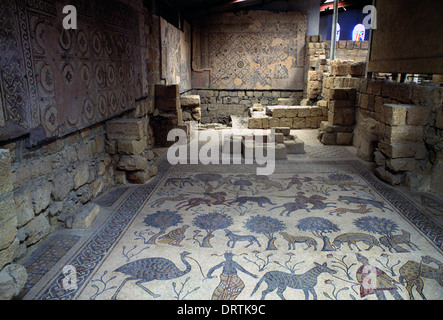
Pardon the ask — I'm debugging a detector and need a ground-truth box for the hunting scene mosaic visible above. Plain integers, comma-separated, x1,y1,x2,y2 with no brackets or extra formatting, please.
32,160,442,300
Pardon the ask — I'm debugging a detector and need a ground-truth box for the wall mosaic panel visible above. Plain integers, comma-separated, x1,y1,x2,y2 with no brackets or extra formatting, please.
160,18,192,92
0,0,142,146
193,11,307,90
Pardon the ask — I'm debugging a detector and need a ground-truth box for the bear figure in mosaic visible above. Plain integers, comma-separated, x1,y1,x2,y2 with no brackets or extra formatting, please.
228,196,276,208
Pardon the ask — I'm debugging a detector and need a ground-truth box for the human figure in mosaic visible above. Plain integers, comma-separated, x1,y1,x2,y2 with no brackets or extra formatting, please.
206,252,258,300
157,225,190,246
355,253,403,300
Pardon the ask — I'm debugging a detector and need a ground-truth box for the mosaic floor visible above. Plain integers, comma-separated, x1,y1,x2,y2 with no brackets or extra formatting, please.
20,130,443,300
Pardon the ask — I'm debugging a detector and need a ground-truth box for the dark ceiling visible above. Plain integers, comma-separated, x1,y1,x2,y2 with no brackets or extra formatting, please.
147,0,372,27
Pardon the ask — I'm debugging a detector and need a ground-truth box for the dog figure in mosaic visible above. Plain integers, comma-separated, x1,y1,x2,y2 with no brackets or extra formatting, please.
279,232,318,251
337,196,393,212
224,229,261,249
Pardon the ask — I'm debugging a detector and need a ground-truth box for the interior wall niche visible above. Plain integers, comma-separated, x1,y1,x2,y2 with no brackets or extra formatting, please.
0,0,142,146
192,10,307,90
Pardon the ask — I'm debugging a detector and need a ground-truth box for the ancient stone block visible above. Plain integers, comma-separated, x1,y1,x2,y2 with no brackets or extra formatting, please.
384,125,424,143
248,118,263,129
374,150,386,167
117,155,148,172
280,118,293,128
155,84,179,98
382,104,407,126
284,139,305,154
328,110,354,126
274,143,287,160
271,107,287,118
156,97,180,112
117,139,147,155
180,95,201,107
406,105,431,126
330,60,351,76
349,62,366,77
293,117,306,129
321,132,336,145
297,107,311,118
329,88,356,100
25,215,50,246
90,178,104,198
275,127,291,136
0,264,27,301
74,163,90,190
386,158,417,172
72,204,100,229
359,94,375,111
192,107,202,121
0,216,17,251
329,100,353,112
14,188,34,228
310,106,323,117
114,170,127,185
375,166,403,185
275,133,284,143
336,132,354,145
269,118,280,128
32,182,52,214
278,98,297,106
285,107,298,118
305,117,318,128
0,150,12,195
106,119,147,141
52,169,75,201
430,160,443,195
378,141,417,159
396,84,412,103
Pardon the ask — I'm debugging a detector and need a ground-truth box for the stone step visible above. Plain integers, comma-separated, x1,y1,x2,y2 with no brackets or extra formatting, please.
283,138,305,154
72,203,100,229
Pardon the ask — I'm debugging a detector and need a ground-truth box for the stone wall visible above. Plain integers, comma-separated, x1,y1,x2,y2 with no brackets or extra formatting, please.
316,60,365,145
353,80,443,195
189,89,303,124
0,1,168,299
304,36,368,104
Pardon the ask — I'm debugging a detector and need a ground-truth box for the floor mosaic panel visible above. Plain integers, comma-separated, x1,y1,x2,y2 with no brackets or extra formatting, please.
24,157,443,300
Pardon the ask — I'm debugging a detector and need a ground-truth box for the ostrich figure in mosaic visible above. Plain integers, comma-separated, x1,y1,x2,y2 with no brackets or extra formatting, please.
111,251,192,299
